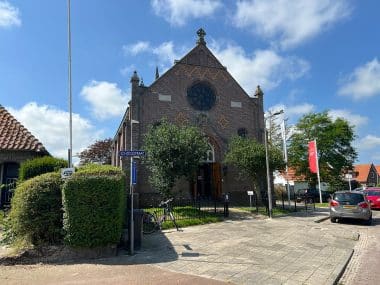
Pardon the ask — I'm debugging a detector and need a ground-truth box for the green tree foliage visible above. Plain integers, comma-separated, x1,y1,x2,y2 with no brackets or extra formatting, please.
288,111,357,190
143,120,209,198
224,136,285,192
77,138,112,165
18,156,67,182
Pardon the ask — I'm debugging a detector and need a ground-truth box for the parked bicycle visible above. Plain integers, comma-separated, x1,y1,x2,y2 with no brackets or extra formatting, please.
143,198,180,234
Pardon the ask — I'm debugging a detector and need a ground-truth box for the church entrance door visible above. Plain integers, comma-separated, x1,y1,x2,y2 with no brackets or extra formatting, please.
195,162,222,200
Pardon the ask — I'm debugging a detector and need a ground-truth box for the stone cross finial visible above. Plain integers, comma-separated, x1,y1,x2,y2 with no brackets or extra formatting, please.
254,85,263,97
197,28,206,45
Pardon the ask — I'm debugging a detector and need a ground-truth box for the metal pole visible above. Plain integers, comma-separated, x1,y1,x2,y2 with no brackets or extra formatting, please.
130,115,134,255
264,110,283,218
264,124,272,219
281,119,291,207
67,0,73,168
314,139,322,204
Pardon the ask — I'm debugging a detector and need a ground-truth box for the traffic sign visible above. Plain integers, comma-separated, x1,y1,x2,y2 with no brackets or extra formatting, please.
132,161,137,185
119,150,145,157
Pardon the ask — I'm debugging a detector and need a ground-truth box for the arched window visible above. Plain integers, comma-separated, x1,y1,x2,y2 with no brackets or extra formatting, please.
204,143,215,163
238,128,248,138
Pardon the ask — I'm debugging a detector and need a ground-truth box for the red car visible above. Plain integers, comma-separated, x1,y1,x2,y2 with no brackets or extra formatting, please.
364,188,380,209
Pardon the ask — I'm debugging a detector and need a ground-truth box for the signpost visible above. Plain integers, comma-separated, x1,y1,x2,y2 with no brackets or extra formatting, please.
61,167,75,179
119,150,145,157
119,149,144,255
132,161,137,185
247,191,254,209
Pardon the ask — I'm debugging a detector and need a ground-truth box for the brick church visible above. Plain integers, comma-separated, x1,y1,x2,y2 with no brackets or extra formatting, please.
112,29,265,205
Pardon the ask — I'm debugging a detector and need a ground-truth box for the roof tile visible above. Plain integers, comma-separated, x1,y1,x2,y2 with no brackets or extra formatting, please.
0,105,49,153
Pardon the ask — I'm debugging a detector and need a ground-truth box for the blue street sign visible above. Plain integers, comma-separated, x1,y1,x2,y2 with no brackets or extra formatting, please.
132,161,137,185
119,150,145,157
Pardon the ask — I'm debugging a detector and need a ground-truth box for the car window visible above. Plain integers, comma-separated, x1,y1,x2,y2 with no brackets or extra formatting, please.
366,191,380,196
333,193,364,205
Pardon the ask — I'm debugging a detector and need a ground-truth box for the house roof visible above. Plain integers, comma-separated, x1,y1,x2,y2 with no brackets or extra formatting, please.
375,165,380,175
279,167,306,182
0,105,49,154
353,164,372,183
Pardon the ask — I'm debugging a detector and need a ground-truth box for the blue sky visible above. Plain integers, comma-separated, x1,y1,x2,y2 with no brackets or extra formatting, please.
1,0,380,165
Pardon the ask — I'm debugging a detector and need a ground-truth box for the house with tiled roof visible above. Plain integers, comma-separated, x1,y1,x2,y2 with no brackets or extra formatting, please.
353,163,379,187
0,104,49,186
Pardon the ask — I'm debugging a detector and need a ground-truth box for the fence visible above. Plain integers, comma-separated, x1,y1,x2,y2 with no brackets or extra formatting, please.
0,178,17,211
142,196,229,221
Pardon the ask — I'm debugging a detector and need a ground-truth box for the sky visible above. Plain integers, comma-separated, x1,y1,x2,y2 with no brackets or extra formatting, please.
1,0,380,165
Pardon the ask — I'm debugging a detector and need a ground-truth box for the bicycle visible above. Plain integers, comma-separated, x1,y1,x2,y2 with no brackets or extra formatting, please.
143,198,180,234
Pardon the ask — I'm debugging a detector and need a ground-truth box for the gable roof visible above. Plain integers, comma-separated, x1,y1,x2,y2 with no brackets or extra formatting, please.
375,165,380,175
0,105,49,154
353,164,372,182
279,167,306,182
150,31,253,98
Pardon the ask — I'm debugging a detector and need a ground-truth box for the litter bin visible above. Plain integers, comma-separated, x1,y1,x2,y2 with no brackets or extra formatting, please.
128,209,144,250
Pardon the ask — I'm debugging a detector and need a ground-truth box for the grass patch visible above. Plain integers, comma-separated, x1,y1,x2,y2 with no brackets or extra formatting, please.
315,202,329,207
143,205,223,230
239,206,294,216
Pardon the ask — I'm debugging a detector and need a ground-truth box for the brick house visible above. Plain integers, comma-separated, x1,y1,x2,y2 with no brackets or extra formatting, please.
0,104,49,186
353,164,379,187
111,29,265,206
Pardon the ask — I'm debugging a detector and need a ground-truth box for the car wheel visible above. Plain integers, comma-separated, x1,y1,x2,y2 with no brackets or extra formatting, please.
330,217,337,223
364,215,372,226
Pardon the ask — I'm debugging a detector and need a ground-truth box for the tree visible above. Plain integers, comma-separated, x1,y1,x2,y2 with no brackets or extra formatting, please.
288,111,357,190
143,120,209,198
77,138,113,165
224,136,285,195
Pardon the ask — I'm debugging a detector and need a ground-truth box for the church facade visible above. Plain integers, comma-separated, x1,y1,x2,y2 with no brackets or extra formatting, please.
112,29,265,205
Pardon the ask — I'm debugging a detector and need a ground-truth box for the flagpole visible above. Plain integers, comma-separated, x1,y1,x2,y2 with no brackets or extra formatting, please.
67,0,73,168
314,139,322,203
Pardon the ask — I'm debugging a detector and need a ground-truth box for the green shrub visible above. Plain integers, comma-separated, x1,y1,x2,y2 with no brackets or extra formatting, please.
8,172,64,245
62,165,126,248
19,156,67,181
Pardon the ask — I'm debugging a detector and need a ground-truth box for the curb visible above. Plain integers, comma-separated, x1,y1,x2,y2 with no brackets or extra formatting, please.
314,216,330,223
333,249,355,285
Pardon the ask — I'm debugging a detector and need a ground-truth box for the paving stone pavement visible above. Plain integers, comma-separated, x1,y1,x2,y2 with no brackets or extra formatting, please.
0,209,359,285
125,210,358,285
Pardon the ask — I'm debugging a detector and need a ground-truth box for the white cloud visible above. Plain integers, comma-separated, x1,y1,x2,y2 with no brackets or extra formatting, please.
233,0,351,49
7,102,102,160
338,58,380,100
123,41,150,56
0,1,21,28
269,103,315,122
210,41,309,93
122,40,186,73
151,0,222,26
357,135,380,150
328,109,368,128
80,80,129,120
120,64,136,77
152,41,180,66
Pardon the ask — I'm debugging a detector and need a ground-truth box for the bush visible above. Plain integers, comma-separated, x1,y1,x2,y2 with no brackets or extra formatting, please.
19,156,67,181
7,172,64,245
62,165,126,248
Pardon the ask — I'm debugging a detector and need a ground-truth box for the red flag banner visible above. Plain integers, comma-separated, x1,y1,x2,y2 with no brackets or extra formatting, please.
308,140,318,173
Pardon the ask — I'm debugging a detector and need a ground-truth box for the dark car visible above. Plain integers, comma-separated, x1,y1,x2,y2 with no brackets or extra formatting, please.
329,191,372,225
296,188,330,203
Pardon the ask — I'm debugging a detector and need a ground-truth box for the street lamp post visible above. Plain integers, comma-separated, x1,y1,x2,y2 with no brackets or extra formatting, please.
264,110,284,219
129,118,139,255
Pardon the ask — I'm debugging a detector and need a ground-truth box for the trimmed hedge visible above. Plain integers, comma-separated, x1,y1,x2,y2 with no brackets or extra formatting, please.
62,165,126,248
19,156,67,181
9,172,64,245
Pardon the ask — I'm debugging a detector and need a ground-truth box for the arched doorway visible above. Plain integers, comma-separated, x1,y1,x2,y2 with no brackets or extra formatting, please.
194,140,222,200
